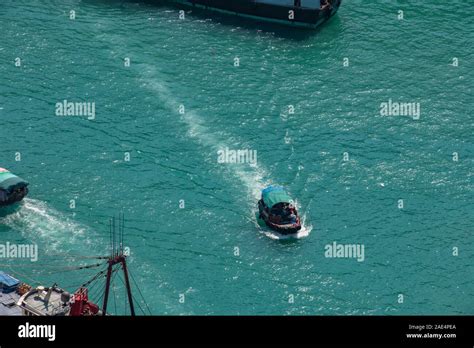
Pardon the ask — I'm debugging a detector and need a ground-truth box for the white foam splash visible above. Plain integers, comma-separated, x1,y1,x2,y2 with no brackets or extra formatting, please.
258,206,312,241
0,198,94,253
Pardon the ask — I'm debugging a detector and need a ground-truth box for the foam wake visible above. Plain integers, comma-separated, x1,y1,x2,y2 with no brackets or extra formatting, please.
142,68,269,200
0,198,97,254
141,66,311,239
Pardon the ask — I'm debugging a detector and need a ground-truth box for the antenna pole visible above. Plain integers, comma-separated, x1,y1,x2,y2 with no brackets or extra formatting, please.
102,262,114,315
113,216,116,256
109,218,113,257
119,212,124,254
122,213,125,254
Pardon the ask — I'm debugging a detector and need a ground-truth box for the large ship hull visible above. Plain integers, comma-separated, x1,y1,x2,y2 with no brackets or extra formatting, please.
169,0,342,28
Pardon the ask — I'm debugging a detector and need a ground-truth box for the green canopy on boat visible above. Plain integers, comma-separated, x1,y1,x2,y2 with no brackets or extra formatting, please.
261,186,293,208
0,169,29,192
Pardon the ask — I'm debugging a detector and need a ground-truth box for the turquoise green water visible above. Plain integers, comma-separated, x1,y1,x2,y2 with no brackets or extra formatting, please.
0,0,473,314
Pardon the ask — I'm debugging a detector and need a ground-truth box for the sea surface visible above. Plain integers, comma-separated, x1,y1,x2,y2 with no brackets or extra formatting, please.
0,0,472,315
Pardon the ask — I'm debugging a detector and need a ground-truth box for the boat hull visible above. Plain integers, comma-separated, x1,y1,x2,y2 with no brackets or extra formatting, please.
0,187,28,207
258,199,301,235
168,0,342,28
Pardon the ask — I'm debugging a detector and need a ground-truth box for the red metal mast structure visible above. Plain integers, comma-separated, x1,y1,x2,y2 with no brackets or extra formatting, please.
102,214,135,316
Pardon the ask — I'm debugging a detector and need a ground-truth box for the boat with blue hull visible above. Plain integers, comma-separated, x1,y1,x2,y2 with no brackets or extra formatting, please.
168,0,342,28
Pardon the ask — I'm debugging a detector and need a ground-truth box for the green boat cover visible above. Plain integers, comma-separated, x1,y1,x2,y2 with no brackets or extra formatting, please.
261,186,293,208
0,169,29,192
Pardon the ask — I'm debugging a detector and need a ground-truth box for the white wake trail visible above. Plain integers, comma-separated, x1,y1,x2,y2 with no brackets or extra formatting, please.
0,198,97,253
143,69,269,201
141,66,311,240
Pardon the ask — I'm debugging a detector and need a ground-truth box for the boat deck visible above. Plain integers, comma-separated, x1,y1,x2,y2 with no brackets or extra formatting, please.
0,292,22,315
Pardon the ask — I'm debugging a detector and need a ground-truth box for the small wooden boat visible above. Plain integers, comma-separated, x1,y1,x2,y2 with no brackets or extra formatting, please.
0,168,29,207
258,186,301,235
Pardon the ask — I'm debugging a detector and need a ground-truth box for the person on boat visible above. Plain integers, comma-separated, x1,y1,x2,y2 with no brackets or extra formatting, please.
321,0,331,10
282,205,296,223
270,214,281,224
289,211,297,224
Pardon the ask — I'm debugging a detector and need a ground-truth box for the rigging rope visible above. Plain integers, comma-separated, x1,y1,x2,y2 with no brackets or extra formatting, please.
128,268,152,315
117,271,146,315
6,265,41,286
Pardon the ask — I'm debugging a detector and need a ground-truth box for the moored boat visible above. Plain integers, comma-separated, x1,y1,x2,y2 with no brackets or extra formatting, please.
168,0,342,28
0,273,101,316
258,185,301,235
0,216,148,316
0,168,29,207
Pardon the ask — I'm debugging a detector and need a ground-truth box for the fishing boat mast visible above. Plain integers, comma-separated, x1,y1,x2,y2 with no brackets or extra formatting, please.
1,214,150,316
102,213,135,316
